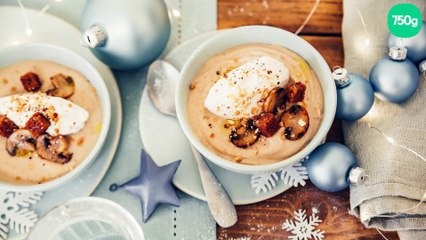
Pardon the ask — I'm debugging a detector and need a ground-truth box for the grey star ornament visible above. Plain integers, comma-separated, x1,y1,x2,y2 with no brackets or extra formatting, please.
112,149,181,222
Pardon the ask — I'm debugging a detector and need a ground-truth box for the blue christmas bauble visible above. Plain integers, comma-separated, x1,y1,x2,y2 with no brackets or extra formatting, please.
80,0,171,70
388,21,426,63
369,57,419,103
335,73,374,121
306,143,356,192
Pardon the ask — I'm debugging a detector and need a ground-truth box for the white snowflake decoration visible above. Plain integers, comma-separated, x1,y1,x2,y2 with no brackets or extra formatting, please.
280,162,308,187
251,160,308,194
282,208,324,240
0,191,43,240
251,172,279,194
228,237,252,240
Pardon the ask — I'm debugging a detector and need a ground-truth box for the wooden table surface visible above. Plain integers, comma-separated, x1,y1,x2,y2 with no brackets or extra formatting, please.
216,0,399,239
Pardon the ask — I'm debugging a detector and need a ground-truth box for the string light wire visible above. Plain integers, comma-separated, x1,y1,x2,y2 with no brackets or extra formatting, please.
368,123,426,163
295,0,321,35
16,0,32,36
357,8,367,29
376,228,389,240
367,123,426,221
38,4,51,17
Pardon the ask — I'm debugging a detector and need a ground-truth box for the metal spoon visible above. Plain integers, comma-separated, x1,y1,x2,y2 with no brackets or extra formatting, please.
146,60,238,228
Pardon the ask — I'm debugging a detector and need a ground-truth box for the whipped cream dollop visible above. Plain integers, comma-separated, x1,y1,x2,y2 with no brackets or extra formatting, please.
0,93,89,136
204,56,290,119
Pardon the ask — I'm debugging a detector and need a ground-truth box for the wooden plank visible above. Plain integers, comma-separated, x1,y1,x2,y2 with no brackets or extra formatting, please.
301,36,344,70
300,36,346,143
218,183,399,240
218,0,343,35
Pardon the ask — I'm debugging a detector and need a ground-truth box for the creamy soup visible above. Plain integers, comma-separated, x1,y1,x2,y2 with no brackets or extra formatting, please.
187,44,324,165
0,60,102,184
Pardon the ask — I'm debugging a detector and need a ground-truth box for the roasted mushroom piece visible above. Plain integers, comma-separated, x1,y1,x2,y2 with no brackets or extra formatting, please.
275,105,286,122
46,74,75,98
286,82,306,103
263,87,286,113
0,115,18,138
24,112,51,137
281,105,310,141
229,118,259,148
253,113,280,137
36,134,73,164
20,72,42,92
6,130,36,156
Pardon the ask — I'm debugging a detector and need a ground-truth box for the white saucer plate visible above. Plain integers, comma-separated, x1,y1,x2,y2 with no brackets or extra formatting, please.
0,6,122,238
139,31,292,205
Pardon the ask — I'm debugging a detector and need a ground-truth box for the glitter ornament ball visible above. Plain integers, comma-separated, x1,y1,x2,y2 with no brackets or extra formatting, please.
369,47,419,103
388,21,426,63
80,0,171,70
306,143,366,193
333,68,374,121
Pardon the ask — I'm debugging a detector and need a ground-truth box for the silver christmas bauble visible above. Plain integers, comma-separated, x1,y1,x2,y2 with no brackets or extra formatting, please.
80,0,171,70
306,143,366,193
369,47,419,103
388,21,426,63
333,68,374,121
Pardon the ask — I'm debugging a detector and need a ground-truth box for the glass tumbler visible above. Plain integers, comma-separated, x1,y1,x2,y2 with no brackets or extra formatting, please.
27,197,144,240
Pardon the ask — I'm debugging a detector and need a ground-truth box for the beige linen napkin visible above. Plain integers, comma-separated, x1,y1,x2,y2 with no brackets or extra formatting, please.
342,1,426,239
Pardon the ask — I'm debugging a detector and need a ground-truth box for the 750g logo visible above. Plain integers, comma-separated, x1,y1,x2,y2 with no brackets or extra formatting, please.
388,3,422,38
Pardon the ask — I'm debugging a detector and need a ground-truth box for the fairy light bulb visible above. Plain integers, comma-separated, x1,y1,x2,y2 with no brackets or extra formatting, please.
172,9,181,17
385,136,395,144
354,34,371,56
25,27,32,37
363,37,370,47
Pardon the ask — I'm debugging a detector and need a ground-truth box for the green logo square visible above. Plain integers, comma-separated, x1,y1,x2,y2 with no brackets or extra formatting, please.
388,3,422,38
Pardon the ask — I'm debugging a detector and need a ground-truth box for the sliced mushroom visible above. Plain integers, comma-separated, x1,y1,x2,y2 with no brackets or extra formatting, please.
275,105,286,122
229,118,259,148
281,105,310,141
36,134,73,164
46,74,75,98
6,130,36,156
263,87,286,113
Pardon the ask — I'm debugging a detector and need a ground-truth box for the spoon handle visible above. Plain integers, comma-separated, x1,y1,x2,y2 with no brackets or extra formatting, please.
190,145,238,228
